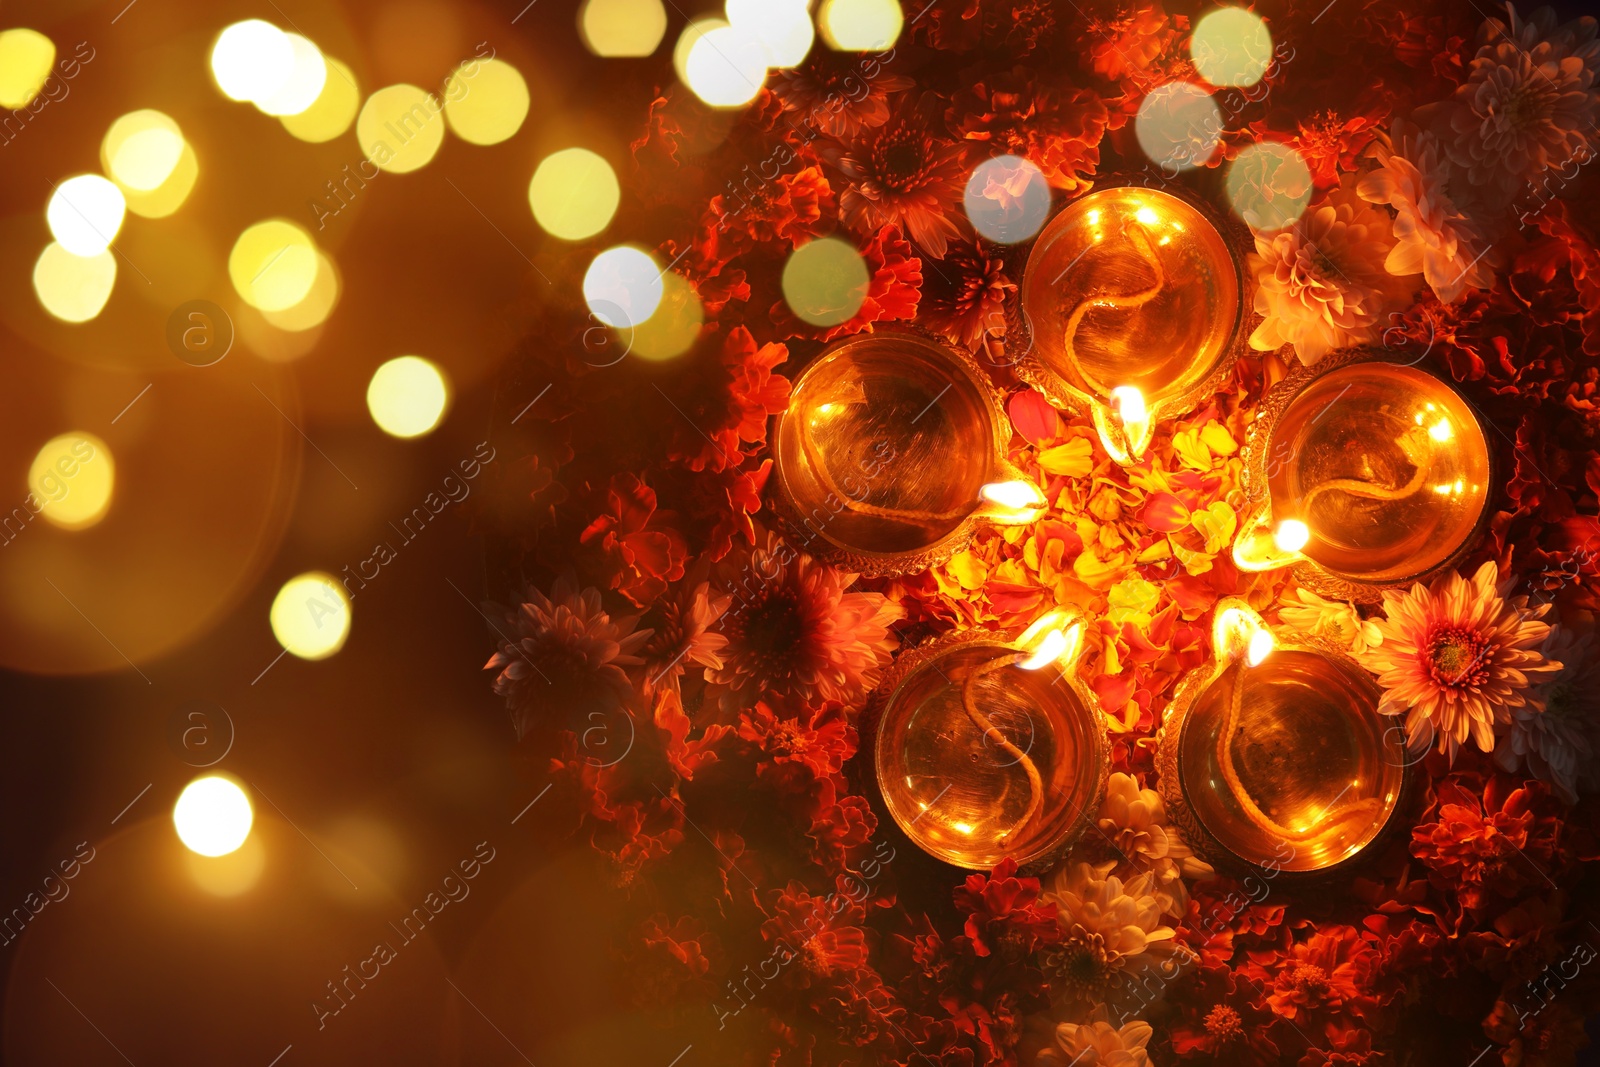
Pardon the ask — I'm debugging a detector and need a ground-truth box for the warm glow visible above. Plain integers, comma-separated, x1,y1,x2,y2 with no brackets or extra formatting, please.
585,246,665,328
1134,81,1222,171
529,147,620,240
684,24,768,107
1429,417,1454,442
28,432,114,530
964,155,1051,244
255,32,326,116
1247,628,1276,667
210,20,294,103
1016,610,1083,671
1134,206,1160,226
1213,601,1276,667
782,238,869,326
174,777,254,857
270,572,351,660
580,0,670,57
261,252,340,332
728,0,814,67
0,28,54,108
1019,628,1069,671
122,143,199,219
229,220,319,312
820,0,903,50
979,480,1047,523
357,84,446,174
1227,141,1313,232
443,58,530,145
282,57,359,142
1274,518,1311,553
47,175,127,257
674,17,729,84
1112,384,1148,425
102,110,184,192
1191,7,1274,88
625,272,704,361
367,356,450,439
33,243,116,323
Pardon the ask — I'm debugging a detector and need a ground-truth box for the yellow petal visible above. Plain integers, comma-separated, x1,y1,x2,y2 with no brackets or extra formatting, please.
1037,437,1094,478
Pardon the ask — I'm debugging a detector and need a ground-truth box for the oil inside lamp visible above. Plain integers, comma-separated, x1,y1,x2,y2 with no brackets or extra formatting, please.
1234,362,1490,584
774,333,1043,566
1171,600,1405,872
1021,187,1240,464
874,610,1105,870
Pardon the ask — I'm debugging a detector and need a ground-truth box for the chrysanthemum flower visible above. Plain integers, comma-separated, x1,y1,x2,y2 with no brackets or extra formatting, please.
1095,773,1213,918
1495,625,1598,802
638,574,730,696
1039,1018,1153,1067
1040,862,1186,1000
1361,561,1561,760
1277,587,1383,655
484,575,652,740
830,98,969,258
918,237,1015,357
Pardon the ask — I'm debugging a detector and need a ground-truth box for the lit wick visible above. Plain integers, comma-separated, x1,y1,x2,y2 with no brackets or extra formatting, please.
959,612,1082,849
978,479,1047,524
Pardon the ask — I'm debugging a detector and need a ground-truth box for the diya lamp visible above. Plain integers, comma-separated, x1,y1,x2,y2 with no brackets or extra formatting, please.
869,609,1109,871
1232,352,1492,601
770,331,1047,577
1018,186,1246,466
1156,599,1409,874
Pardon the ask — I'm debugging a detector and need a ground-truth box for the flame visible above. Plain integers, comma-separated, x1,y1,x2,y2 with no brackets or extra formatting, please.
1094,386,1154,466
979,479,1046,523
1016,609,1084,671
1274,518,1310,553
1212,600,1275,667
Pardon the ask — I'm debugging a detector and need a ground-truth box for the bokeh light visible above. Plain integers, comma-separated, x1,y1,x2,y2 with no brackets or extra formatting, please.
1227,141,1314,232
685,24,768,107
1191,7,1274,88
585,246,665,328
673,17,728,85
580,0,669,57
210,20,294,103
443,58,530,145
964,155,1051,244
121,142,199,219
0,29,55,108
528,148,620,240
623,272,704,361
102,110,184,192
782,238,869,327
281,57,359,142
229,220,319,312
366,356,450,438
270,572,351,660
33,244,116,323
728,0,814,67
173,776,254,858
28,432,114,530
819,0,903,51
357,84,446,174
47,175,127,257
261,251,340,332
254,32,327,116
1134,81,1222,172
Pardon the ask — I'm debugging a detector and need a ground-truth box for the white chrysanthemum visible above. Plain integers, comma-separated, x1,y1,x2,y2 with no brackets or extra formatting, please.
1496,626,1599,802
1095,773,1213,918
1278,587,1384,655
1038,1019,1154,1067
1357,120,1496,304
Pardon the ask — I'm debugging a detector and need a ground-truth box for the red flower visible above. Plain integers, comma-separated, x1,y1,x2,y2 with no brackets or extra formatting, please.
629,914,719,1007
918,237,1015,358
738,700,857,780
1261,926,1379,1023
579,472,689,608
952,858,1060,960
654,687,733,782
769,224,922,341
705,164,838,265
769,50,915,141
760,881,871,985
828,96,969,258
1167,965,1289,1067
658,326,791,474
947,70,1108,192
1297,1027,1386,1067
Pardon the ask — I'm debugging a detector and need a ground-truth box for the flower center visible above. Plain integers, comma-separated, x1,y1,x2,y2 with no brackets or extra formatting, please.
1204,1004,1243,1041
737,589,807,670
1043,933,1114,995
1426,624,1491,687
880,141,924,188
1290,963,1330,996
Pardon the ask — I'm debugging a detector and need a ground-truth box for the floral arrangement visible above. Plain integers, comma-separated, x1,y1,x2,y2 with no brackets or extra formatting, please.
477,1,1600,1063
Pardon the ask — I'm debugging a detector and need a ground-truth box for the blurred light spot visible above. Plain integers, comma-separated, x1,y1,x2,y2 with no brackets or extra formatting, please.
1226,141,1313,232
0,29,54,108
33,244,116,323
102,110,184,192
254,32,327,116
580,0,669,57
529,148,619,240
1191,7,1273,88
281,57,359,142
685,24,768,107
673,17,728,84
357,84,446,174
964,155,1051,244
367,356,450,438
624,272,704,360
28,432,113,530
47,175,126,257
122,141,199,219
174,776,253,857
210,20,294,103
185,832,265,896
230,220,319,312
1134,81,1222,172
585,246,664,328
443,57,529,145
271,572,351,660
261,252,340,332
727,0,813,67
819,0,902,50
782,237,869,326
